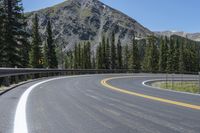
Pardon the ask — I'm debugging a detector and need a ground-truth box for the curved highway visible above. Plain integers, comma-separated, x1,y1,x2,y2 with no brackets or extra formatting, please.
0,74,200,133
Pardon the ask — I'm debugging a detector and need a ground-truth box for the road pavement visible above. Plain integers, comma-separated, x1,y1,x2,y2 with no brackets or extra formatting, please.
0,74,200,133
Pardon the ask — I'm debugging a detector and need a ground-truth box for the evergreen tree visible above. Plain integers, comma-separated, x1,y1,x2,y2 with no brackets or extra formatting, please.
73,43,78,69
44,20,58,68
105,38,110,69
101,35,106,69
82,42,91,69
166,37,175,72
19,18,30,68
173,39,180,72
131,38,140,70
64,54,69,69
189,44,199,72
78,43,82,68
151,38,159,72
97,43,103,69
43,42,48,68
0,1,5,66
29,14,43,68
86,42,91,69
123,44,129,69
81,43,85,69
116,40,122,69
69,50,73,69
159,37,168,72
110,32,116,69
3,0,27,67
142,36,159,72
142,40,151,71
179,43,184,73
65,50,73,69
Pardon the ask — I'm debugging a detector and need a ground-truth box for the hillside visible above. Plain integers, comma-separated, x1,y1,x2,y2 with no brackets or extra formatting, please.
155,31,200,42
26,0,153,50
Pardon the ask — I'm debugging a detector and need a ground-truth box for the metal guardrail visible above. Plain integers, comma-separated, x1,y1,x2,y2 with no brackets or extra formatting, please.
0,68,138,77
0,68,200,94
0,68,138,87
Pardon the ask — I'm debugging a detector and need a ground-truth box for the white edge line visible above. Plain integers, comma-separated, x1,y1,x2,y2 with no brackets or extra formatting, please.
142,79,200,96
13,74,95,133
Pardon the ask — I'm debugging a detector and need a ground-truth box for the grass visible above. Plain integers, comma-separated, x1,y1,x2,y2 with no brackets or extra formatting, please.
0,86,7,93
152,81,200,94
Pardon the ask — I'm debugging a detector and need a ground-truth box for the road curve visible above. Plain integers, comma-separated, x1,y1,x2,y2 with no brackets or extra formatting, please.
0,74,200,133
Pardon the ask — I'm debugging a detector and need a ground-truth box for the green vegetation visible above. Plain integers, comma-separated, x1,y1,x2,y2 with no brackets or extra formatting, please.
131,37,140,70
29,14,43,68
0,0,57,68
0,0,199,71
0,0,29,67
44,20,58,68
153,81,200,93
142,36,159,72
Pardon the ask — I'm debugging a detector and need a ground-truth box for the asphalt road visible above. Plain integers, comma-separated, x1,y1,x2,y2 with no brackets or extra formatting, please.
0,74,200,133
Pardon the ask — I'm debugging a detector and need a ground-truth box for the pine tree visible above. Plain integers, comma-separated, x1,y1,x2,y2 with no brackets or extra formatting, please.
69,50,73,69
73,43,78,69
81,43,85,69
43,42,48,68
78,43,81,68
64,54,69,69
179,43,184,73
19,22,31,68
29,14,43,68
131,38,140,70
173,39,180,72
86,42,91,69
151,37,159,72
116,40,122,69
110,32,116,69
97,43,103,69
142,36,159,72
166,37,175,72
44,20,58,68
101,35,106,69
189,43,199,72
142,42,151,71
105,38,110,69
0,1,5,66
65,50,73,69
159,37,168,72
123,44,129,69
3,0,27,67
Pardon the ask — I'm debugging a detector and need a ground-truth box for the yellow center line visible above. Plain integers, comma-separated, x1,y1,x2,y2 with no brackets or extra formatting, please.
101,76,200,111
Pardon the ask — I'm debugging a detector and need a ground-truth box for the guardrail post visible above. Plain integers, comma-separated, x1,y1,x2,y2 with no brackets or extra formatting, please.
166,73,168,89
180,73,183,87
3,76,10,87
31,74,35,79
14,75,19,84
172,74,174,90
23,74,27,81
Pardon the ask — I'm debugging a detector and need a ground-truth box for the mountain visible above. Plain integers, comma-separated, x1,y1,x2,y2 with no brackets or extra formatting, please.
26,0,153,50
155,31,200,42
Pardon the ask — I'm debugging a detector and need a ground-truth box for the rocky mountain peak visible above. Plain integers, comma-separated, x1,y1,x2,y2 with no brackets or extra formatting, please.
26,0,153,50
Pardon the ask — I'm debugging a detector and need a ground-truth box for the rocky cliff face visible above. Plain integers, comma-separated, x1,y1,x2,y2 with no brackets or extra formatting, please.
26,0,153,50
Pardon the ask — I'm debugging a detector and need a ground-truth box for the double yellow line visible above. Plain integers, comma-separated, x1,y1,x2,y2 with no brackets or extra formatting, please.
101,76,200,111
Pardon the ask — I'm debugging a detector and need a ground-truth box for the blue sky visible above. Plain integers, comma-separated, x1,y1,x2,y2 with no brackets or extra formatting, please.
22,0,200,33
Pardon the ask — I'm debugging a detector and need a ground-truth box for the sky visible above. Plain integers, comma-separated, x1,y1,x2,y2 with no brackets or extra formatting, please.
22,0,200,33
